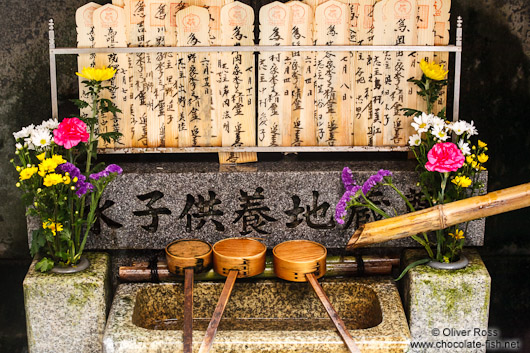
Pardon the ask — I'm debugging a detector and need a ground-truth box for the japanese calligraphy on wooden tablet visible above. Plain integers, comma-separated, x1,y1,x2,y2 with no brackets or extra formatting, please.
94,4,129,148
76,3,102,121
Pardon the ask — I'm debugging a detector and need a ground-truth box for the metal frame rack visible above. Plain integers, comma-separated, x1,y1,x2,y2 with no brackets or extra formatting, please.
48,16,463,154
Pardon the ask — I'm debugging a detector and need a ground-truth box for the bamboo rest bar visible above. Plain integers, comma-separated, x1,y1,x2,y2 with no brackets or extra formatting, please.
119,255,400,282
53,44,462,55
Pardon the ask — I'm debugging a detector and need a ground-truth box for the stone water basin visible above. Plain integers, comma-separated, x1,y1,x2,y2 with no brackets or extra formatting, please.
103,277,410,352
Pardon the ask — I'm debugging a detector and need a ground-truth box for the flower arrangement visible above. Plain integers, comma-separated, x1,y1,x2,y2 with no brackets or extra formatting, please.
336,60,487,271
12,67,122,272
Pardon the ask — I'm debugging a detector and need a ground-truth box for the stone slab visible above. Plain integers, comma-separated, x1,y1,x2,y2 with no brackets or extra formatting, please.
103,277,410,353
77,160,486,250
23,252,110,353
402,249,491,353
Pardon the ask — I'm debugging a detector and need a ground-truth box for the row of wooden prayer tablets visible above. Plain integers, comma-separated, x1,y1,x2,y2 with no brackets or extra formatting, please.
77,0,450,163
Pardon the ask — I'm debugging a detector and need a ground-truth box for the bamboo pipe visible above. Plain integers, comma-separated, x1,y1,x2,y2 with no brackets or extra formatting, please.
346,183,530,250
118,255,399,282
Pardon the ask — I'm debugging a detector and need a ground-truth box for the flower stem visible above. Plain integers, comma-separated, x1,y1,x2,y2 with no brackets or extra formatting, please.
361,193,390,219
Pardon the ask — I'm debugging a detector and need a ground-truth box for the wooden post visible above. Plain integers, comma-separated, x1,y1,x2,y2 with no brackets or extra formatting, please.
414,0,435,118
145,0,170,147
258,2,293,147
76,3,102,121
123,0,149,148
380,0,418,146
176,6,212,147
287,1,316,147
163,1,188,147
218,2,258,164
352,0,377,146
315,0,351,146
433,0,451,116
93,4,129,148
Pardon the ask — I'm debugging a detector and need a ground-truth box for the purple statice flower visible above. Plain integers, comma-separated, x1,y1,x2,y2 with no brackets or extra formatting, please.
361,169,393,195
56,162,82,180
57,162,93,198
341,167,357,190
335,185,361,225
105,164,123,174
90,164,123,181
75,180,94,198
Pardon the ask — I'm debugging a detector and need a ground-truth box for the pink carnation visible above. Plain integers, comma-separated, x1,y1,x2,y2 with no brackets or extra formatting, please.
53,118,89,149
425,142,465,173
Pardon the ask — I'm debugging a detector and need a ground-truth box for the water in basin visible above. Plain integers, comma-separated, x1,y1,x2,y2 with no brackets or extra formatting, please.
132,280,382,331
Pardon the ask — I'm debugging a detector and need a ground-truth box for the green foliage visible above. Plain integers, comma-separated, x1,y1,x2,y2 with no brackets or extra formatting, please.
12,73,123,272
35,257,54,272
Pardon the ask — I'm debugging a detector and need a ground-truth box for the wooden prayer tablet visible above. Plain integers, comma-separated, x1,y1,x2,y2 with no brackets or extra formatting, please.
273,240,327,282
212,238,267,278
165,239,213,275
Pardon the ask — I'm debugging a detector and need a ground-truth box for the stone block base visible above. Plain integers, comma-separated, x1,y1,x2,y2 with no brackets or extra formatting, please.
23,252,110,353
403,249,491,353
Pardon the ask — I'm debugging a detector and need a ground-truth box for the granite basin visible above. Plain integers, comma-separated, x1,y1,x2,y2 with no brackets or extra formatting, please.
103,277,410,352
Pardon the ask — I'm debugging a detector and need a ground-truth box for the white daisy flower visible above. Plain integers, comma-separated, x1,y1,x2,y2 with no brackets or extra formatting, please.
39,118,60,130
450,121,468,135
29,127,52,149
432,126,449,141
458,139,471,155
466,120,478,136
13,124,35,140
430,116,446,132
411,113,433,133
408,134,422,147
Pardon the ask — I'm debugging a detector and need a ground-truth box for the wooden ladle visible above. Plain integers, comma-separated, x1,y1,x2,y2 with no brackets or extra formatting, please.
273,240,361,353
198,237,267,353
165,239,213,353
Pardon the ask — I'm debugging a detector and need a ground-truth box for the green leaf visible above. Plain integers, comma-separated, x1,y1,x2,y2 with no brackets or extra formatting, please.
401,108,422,117
35,257,55,272
394,258,431,281
30,229,46,257
70,99,89,109
99,131,123,144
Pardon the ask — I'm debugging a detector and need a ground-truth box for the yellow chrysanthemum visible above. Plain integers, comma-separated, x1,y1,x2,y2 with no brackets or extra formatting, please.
477,153,489,164
19,166,38,181
449,229,465,240
420,59,448,81
43,220,63,236
63,175,71,185
451,175,472,188
43,173,64,187
36,152,46,161
51,154,66,165
76,66,116,82
38,158,59,176
478,140,487,148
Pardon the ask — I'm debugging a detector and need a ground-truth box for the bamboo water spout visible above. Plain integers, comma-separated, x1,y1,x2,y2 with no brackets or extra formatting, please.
346,183,530,250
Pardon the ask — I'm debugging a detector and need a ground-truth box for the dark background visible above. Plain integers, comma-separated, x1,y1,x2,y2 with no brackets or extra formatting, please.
1,0,529,352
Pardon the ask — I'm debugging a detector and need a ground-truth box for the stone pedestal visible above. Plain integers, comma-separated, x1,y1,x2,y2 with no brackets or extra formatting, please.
23,252,110,353
403,249,491,353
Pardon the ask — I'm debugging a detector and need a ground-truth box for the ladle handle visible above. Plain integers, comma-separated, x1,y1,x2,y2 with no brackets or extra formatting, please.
306,273,361,353
198,269,239,353
183,268,194,353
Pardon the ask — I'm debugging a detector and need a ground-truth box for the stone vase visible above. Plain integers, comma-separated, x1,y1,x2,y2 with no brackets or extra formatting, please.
23,252,110,353
427,255,469,270
402,249,491,353
50,256,90,274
